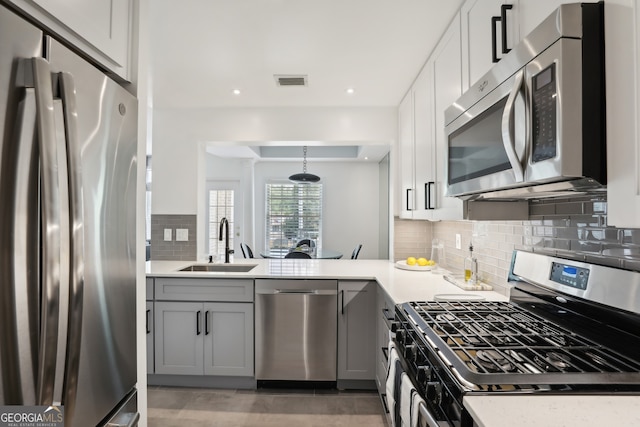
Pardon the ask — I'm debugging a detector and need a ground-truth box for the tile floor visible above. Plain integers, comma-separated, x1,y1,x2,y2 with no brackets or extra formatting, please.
147,386,388,427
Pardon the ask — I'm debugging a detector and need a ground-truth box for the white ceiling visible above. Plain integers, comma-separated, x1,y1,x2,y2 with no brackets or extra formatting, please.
149,0,464,109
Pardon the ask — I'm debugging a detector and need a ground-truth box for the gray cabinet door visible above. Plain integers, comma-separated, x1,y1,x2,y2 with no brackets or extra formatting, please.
203,303,254,376
376,286,395,394
154,301,204,375
146,301,154,374
338,281,376,380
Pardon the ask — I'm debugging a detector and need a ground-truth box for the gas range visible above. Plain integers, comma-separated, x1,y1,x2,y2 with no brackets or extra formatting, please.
390,251,640,426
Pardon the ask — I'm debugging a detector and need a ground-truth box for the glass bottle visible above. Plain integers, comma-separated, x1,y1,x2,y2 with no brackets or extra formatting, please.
464,244,478,284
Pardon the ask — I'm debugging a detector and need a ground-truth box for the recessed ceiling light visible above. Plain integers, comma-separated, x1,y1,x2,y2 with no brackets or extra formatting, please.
346,88,355,95
233,89,241,95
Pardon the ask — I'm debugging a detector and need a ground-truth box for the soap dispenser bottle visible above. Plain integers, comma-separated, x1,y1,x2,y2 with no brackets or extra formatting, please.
464,243,478,284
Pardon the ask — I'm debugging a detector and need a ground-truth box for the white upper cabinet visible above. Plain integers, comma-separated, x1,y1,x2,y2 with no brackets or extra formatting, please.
396,13,463,221
7,0,132,82
605,0,640,227
460,0,518,90
398,65,436,220
429,13,463,221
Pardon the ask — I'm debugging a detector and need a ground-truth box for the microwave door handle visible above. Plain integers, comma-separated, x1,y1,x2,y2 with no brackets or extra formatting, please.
501,69,525,183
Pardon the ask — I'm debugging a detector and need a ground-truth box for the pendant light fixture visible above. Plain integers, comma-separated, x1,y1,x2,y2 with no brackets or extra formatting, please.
289,146,320,183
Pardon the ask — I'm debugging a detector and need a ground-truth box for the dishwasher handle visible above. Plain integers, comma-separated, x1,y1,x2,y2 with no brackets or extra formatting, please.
256,289,337,295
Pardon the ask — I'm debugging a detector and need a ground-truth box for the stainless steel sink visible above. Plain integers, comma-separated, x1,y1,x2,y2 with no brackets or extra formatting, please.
178,264,258,272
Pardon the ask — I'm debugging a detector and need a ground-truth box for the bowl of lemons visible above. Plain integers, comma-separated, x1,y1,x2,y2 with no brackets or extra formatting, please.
395,256,436,271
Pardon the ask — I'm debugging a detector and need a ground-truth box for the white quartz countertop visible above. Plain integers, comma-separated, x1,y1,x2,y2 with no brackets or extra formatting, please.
464,395,640,427
146,258,640,426
145,258,508,303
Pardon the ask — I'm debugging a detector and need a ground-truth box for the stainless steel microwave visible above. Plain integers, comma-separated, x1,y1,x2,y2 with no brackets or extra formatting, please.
444,2,606,200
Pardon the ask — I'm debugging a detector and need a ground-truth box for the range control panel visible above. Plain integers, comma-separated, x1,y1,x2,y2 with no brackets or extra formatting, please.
550,262,590,290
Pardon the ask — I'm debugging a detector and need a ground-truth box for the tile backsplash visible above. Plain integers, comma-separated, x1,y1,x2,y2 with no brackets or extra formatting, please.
395,195,640,295
150,214,197,261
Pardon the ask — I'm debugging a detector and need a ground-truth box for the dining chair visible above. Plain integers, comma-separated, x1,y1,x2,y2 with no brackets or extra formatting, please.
295,239,315,248
351,244,362,259
240,243,254,259
285,251,312,259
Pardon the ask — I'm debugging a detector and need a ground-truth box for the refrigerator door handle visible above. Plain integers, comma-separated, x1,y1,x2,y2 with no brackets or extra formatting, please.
29,57,62,405
58,71,85,418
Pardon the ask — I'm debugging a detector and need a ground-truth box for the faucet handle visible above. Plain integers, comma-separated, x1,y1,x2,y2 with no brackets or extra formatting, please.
228,249,234,255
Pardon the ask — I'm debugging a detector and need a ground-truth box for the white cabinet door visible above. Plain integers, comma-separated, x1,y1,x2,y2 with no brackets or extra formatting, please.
203,303,254,377
605,0,640,227
398,91,415,219
146,301,154,374
154,301,204,375
7,0,131,81
430,13,464,221
397,66,435,220
338,281,376,381
461,0,518,90
413,66,436,220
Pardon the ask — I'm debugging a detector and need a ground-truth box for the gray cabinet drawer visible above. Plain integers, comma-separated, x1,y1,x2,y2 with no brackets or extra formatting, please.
146,278,154,300
154,278,253,302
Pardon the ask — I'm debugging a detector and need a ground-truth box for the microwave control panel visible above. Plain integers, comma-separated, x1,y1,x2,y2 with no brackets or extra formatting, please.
531,64,557,162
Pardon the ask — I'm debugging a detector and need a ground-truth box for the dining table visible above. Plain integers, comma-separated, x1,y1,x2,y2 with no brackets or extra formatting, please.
259,248,343,259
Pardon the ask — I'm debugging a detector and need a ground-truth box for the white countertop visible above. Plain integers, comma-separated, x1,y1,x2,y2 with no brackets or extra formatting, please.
146,259,640,426
464,395,640,427
145,258,509,303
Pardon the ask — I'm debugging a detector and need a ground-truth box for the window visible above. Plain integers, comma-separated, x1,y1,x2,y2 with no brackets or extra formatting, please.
265,182,322,251
208,189,235,258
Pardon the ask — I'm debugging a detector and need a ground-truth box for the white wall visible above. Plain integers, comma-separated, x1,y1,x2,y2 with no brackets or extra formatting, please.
151,106,397,215
254,161,382,259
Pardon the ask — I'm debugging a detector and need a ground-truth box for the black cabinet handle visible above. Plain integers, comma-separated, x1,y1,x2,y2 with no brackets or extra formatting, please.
426,181,435,210
205,311,210,335
196,310,201,335
491,16,501,63
406,188,413,211
501,4,513,55
380,393,390,414
340,290,344,315
146,309,151,334
424,183,429,210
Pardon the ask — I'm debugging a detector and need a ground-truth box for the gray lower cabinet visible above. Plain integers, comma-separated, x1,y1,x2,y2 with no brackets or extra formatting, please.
146,278,154,374
337,280,376,381
376,285,395,396
154,301,204,375
152,277,254,377
154,301,254,376
203,302,253,376
146,301,154,374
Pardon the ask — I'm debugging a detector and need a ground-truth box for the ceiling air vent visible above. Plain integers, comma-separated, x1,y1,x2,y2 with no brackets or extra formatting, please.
274,74,308,87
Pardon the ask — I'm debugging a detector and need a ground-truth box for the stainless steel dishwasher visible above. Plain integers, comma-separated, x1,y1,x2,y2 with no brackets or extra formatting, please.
255,279,337,381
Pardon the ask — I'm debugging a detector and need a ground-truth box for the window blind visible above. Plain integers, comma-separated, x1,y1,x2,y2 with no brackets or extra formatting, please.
265,183,322,250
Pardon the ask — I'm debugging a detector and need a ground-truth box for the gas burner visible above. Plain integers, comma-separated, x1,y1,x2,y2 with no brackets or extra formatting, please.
475,350,514,373
585,351,609,368
534,352,572,372
435,314,463,333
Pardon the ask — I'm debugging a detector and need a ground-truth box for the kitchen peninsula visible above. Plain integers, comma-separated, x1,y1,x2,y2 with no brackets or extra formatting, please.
146,258,640,427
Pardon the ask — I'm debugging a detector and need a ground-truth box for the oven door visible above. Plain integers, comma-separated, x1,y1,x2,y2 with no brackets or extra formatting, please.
445,69,527,198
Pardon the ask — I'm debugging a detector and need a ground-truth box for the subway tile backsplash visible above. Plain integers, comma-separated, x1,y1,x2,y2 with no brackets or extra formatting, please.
150,214,197,261
395,195,640,295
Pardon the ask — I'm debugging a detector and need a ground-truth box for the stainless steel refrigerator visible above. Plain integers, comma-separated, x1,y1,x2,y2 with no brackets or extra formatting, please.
0,4,138,426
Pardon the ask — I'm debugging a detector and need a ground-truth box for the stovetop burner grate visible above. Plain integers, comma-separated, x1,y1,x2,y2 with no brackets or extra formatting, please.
406,301,640,379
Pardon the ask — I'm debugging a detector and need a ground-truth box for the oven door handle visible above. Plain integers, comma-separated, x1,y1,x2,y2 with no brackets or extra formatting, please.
501,69,525,183
418,401,442,427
